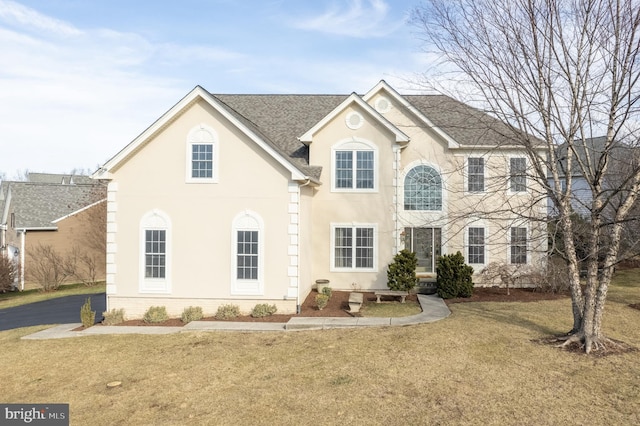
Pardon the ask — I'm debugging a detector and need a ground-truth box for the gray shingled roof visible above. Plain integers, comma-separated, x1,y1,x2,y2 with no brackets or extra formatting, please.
212,93,532,180
213,94,347,180
6,182,105,229
27,173,94,185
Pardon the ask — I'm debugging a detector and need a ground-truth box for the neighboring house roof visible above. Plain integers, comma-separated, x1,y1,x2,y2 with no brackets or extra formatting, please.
3,181,105,230
27,173,94,185
554,136,636,179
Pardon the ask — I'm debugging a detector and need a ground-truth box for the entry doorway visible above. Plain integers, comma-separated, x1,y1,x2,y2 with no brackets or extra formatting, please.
403,227,442,273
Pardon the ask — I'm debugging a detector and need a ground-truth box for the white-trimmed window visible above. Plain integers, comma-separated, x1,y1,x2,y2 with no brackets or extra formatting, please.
467,157,485,192
509,157,527,192
332,224,377,271
139,210,171,293
186,124,218,183
510,226,528,264
332,140,377,192
404,165,442,210
467,227,486,265
231,211,264,295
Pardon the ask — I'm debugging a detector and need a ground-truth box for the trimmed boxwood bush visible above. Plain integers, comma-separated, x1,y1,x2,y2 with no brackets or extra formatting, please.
181,306,203,323
436,252,474,299
215,304,241,320
251,303,278,318
387,249,419,291
143,306,169,323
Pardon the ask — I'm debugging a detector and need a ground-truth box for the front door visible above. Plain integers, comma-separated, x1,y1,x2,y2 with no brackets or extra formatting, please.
404,227,442,273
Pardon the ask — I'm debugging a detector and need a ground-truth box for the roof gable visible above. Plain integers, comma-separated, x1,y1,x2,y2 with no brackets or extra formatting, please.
93,86,314,183
298,93,409,144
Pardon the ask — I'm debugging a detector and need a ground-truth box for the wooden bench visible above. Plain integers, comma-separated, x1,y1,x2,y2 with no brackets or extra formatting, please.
374,290,408,303
348,292,364,313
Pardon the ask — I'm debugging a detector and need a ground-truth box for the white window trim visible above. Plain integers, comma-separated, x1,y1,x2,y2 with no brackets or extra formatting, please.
331,138,379,193
401,160,445,212
508,224,529,265
330,223,378,272
185,123,219,183
465,223,489,268
507,155,528,194
231,210,265,296
139,209,172,294
465,156,487,194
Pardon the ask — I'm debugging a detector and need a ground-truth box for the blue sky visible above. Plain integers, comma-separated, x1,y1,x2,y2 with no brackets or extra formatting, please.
0,0,431,177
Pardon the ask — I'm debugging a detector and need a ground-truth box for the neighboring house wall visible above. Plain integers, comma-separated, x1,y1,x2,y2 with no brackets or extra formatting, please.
22,201,106,289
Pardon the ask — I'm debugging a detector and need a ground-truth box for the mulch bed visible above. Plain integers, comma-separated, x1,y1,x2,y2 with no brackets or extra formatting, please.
96,287,569,327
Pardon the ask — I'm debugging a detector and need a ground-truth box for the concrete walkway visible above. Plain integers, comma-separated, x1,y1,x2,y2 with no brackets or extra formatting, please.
21,294,450,340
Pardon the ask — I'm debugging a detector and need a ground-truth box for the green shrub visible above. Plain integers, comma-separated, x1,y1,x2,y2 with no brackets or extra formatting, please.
215,304,241,320
181,306,203,323
321,285,332,298
387,249,419,291
251,303,278,318
315,293,329,310
436,252,474,299
80,297,96,328
102,308,125,325
143,306,169,323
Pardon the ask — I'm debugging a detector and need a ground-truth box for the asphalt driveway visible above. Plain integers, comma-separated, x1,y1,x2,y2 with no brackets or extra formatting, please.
0,293,106,331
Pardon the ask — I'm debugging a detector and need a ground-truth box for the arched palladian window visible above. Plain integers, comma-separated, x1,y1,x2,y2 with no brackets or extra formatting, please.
404,165,442,211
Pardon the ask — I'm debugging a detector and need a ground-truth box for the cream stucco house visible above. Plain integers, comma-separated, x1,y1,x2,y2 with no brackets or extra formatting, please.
93,81,547,317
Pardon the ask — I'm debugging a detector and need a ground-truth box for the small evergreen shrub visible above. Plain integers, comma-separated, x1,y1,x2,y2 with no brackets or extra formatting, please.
181,306,203,323
321,285,332,298
315,293,329,310
387,249,419,291
102,308,125,325
251,303,278,318
143,306,169,323
436,252,474,299
80,297,96,328
215,304,241,320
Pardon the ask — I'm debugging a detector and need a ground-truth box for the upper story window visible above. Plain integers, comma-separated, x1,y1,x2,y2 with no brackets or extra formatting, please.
404,165,442,211
509,157,527,192
139,210,172,294
468,157,485,192
332,140,377,192
186,124,218,183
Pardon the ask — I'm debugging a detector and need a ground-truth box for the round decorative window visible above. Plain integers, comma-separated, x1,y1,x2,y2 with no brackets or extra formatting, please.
345,112,364,130
375,96,392,113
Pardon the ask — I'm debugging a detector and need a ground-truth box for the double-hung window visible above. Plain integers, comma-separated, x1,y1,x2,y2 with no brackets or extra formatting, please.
140,210,171,294
236,230,259,280
145,230,166,278
191,144,213,178
510,157,527,192
335,150,374,190
186,124,218,183
467,227,485,265
468,158,485,192
333,225,376,270
510,227,527,264
232,211,264,295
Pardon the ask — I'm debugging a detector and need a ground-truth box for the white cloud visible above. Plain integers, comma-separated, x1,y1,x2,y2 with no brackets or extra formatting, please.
0,0,82,37
292,0,401,38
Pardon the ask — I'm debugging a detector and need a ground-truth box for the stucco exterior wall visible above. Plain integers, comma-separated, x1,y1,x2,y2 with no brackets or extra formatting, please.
108,99,297,316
